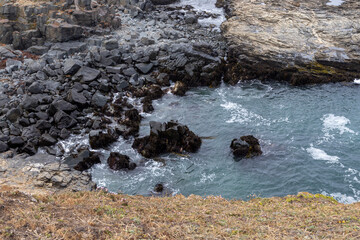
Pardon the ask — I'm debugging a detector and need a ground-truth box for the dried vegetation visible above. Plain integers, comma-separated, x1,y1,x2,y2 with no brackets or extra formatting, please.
0,186,359,239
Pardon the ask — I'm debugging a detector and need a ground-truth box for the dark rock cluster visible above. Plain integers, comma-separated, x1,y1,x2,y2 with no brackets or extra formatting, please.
230,135,262,159
132,121,202,158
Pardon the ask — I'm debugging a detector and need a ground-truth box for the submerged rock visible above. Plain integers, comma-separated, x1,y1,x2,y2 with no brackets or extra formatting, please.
230,135,262,159
132,121,201,158
107,152,136,171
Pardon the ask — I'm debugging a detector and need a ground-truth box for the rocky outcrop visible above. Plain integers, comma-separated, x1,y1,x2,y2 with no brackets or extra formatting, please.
0,0,121,49
0,153,97,192
221,0,360,85
132,121,202,158
230,135,262,159
107,152,136,170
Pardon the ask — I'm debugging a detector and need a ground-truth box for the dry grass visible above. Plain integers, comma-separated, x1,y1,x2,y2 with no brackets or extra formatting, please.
0,187,359,239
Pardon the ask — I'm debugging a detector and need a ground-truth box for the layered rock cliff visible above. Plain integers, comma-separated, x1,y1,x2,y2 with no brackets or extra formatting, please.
221,0,360,85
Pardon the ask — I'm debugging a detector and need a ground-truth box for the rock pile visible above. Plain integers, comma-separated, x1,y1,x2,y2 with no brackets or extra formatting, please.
132,121,202,158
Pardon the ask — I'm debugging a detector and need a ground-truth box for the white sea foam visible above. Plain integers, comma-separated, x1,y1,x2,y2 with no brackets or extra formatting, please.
306,146,339,162
322,114,355,135
200,173,216,183
322,192,357,204
327,0,344,7
220,101,267,124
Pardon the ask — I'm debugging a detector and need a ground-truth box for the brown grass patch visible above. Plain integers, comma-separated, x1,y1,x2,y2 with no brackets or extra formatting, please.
0,187,359,239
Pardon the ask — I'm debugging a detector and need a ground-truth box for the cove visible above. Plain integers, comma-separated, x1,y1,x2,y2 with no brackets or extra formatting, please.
86,81,360,203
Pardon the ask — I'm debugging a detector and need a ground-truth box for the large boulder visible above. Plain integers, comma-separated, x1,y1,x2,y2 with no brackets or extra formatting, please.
45,23,83,42
107,152,136,171
230,135,262,159
132,121,201,158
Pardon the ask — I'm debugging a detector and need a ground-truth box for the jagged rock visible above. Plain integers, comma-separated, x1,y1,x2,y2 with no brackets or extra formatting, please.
230,135,262,159
22,95,39,110
63,59,82,75
103,39,119,51
45,23,83,42
91,92,109,108
76,66,100,82
0,46,16,58
135,63,154,74
67,89,87,105
54,110,77,129
107,152,136,171
74,151,101,171
0,141,8,153
171,81,188,96
222,0,360,85
6,108,21,122
8,136,25,147
89,129,118,149
28,81,44,94
132,121,201,158
39,133,57,146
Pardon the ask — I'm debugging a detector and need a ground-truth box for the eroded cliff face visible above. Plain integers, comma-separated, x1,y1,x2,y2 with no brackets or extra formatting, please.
221,0,360,85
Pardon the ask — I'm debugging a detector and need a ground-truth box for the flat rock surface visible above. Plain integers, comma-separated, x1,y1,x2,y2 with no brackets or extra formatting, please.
222,0,360,81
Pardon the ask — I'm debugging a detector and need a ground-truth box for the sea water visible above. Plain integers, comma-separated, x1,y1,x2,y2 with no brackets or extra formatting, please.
88,81,360,203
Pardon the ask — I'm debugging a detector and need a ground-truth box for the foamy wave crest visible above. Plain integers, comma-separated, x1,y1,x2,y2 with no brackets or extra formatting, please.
322,191,357,204
322,114,355,135
220,101,266,124
306,145,339,162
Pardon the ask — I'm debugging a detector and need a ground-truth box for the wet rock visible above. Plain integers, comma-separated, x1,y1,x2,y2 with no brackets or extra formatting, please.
107,152,136,171
89,129,118,149
74,151,101,171
154,183,164,192
185,14,198,24
230,135,262,159
171,81,188,96
132,121,201,158
50,99,77,113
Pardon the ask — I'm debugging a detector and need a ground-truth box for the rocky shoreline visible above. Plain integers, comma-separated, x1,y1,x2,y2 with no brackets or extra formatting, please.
1,0,359,194
0,0,226,193
221,0,360,85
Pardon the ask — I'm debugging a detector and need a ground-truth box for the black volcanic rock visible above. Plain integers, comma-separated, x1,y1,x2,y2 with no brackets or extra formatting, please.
230,135,262,159
132,121,201,158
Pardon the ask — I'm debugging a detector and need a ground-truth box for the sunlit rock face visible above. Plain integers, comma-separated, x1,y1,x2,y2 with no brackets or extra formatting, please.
221,0,360,85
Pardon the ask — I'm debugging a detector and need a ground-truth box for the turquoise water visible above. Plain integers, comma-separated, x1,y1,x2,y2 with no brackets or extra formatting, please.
90,81,360,203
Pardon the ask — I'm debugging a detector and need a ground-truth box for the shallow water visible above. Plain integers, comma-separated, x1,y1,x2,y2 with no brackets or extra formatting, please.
87,81,360,203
